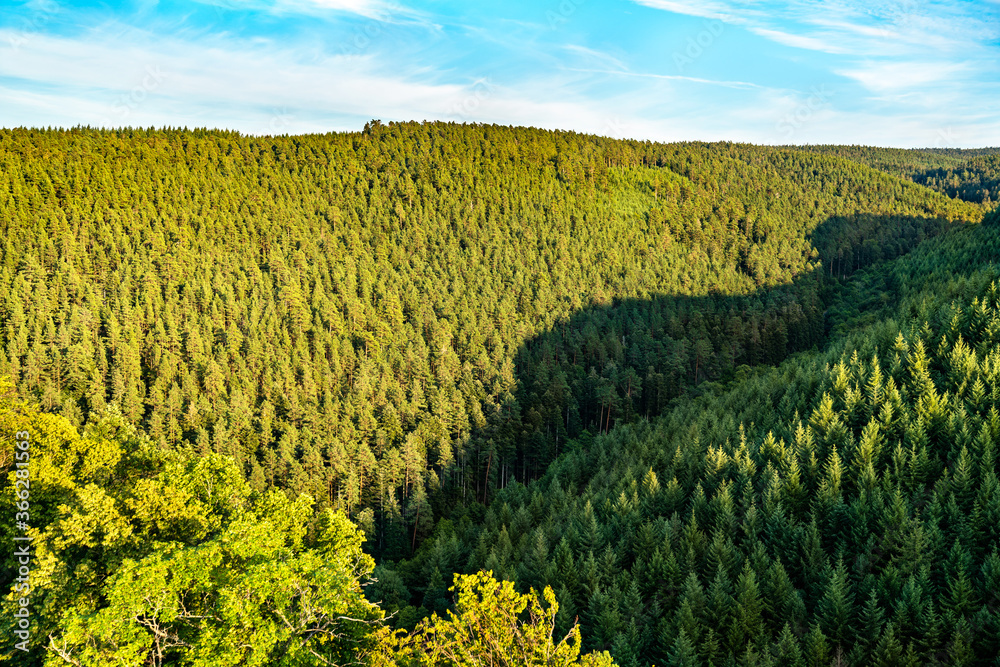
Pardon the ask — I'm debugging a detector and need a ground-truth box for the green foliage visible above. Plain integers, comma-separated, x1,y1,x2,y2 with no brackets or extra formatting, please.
393,570,616,666
5,127,1000,666
0,390,384,666
2,382,618,666
909,154,1000,205
0,126,983,561
395,216,1000,665
795,145,1000,199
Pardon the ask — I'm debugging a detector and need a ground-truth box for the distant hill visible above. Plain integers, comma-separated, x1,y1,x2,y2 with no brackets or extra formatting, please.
793,145,1000,205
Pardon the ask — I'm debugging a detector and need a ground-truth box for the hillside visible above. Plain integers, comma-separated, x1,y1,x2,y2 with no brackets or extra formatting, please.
392,208,1000,665
909,155,1000,205
1,125,999,666
0,125,980,559
794,146,1000,205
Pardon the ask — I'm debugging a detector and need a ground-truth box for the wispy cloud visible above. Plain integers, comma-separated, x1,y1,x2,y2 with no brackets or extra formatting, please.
192,0,390,17
0,0,997,146
629,0,1000,144
630,0,752,22
836,60,971,95
300,0,385,11
748,27,848,54
562,44,630,72
0,25,460,131
562,67,771,91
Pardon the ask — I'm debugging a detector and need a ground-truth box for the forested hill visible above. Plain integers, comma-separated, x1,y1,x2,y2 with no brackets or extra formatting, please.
0,124,982,561
391,207,1000,667
794,146,1000,205
1,124,999,666
909,154,1000,205
792,146,1000,176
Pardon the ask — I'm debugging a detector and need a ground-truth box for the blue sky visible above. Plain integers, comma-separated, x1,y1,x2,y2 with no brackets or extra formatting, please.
1,0,998,146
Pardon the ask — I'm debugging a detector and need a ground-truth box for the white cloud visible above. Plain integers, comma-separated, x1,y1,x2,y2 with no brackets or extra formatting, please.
836,60,970,94
562,67,771,91
748,27,848,54
562,45,630,72
279,0,429,23
301,0,383,10
2,0,998,147
0,27,468,131
629,0,753,22
628,0,999,142
633,0,998,59
805,18,891,40
193,0,389,16
0,26,691,141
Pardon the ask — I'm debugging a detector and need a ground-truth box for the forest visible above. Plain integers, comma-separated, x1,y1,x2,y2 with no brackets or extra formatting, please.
1,123,999,665
796,146,1000,205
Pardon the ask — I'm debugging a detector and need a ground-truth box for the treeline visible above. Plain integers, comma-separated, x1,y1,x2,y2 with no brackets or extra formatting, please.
0,125,982,557
796,145,1000,206
390,212,1000,666
910,155,1000,205
791,145,994,179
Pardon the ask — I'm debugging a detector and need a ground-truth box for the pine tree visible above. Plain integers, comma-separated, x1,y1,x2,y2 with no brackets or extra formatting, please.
801,624,830,667
666,629,701,667
706,564,734,648
729,563,763,653
816,557,854,648
770,623,804,667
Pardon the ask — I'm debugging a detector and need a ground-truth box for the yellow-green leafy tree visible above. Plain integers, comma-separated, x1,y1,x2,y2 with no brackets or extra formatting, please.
1,378,385,666
393,570,616,667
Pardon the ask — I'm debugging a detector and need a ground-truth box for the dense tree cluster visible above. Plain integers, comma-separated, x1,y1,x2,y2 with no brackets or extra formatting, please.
797,146,1000,205
0,125,981,560
3,125,1000,666
0,384,609,666
909,155,1000,205
390,571,615,667
392,211,1000,665
0,381,386,665
794,145,999,180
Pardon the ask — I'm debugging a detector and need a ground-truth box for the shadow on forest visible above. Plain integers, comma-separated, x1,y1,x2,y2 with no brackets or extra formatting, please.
473,212,964,494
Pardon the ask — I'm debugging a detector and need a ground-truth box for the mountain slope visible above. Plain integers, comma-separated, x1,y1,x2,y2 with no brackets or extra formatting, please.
0,125,983,560
910,154,1000,205
1,126,998,666
794,145,1000,206
394,209,1000,665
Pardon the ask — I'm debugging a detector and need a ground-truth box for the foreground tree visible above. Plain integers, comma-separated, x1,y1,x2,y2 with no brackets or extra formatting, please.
393,571,616,667
0,380,385,666
3,381,613,666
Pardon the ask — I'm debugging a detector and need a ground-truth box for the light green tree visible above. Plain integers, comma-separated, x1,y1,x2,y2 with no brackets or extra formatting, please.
395,570,616,667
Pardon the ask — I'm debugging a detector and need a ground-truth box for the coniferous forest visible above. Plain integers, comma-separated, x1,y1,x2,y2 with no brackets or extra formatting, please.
2,123,1000,666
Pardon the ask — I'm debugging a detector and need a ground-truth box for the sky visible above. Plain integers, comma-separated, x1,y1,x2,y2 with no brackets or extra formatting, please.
1,0,998,146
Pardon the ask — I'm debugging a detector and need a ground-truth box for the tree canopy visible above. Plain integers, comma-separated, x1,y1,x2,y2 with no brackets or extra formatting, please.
2,124,1000,666
0,124,984,562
